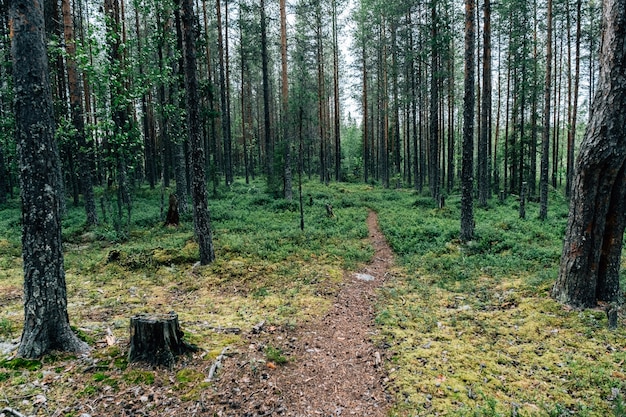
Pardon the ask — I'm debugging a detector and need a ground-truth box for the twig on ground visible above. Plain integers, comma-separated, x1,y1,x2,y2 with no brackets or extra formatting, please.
206,347,230,382
1,407,27,417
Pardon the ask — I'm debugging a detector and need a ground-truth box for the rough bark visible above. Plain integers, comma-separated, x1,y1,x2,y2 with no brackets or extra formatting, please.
216,0,233,186
165,193,180,227
429,2,440,200
280,0,293,199
315,3,328,185
552,0,626,308
565,0,582,198
460,0,475,243
181,0,215,265
478,0,491,206
332,0,341,183
595,164,626,302
539,0,552,220
10,0,89,358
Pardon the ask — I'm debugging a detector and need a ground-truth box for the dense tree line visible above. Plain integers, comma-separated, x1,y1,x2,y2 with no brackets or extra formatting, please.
0,0,602,215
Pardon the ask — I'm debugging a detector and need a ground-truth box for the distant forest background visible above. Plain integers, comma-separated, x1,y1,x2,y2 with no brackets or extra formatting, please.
0,0,600,215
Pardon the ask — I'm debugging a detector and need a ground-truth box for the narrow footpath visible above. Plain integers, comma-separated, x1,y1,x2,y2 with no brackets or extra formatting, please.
208,211,394,416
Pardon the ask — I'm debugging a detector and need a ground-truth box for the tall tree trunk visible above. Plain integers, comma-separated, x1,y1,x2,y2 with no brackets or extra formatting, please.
539,0,552,220
201,0,219,189
280,0,292,199
11,0,89,358
316,5,327,185
460,0,475,242
180,0,216,264
409,11,419,191
529,0,539,198
478,0,491,206
566,0,582,197
446,40,455,192
552,0,626,308
381,22,389,189
260,0,275,192
135,4,157,190
429,1,440,199
216,0,233,185
332,0,341,182
239,6,250,184
362,35,369,184
62,0,98,226
104,0,131,231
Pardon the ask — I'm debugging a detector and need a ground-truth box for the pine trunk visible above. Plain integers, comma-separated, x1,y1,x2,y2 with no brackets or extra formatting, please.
429,2,440,200
552,0,626,307
539,0,552,220
478,0,491,206
460,0,475,243
566,0,582,197
216,0,233,186
181,0,215,265
332,0,341,183
11,0,88,358
280,0,292,199
260,0,274,192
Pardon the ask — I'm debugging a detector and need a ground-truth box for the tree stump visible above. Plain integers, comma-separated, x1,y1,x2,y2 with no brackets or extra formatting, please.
325,203,335,218
128,312,197,367
164,194,179,227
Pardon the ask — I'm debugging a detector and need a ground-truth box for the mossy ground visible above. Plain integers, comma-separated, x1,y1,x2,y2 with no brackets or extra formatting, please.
0,180,625,416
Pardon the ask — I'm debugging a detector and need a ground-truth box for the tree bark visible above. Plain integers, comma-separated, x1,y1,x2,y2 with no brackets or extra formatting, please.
128,312,197,367
565,0,582,197
552,0,626,308
280,0,293,199
10,0,89,358
332,0,341,182
478,0,491,206
539,0,552,220
180,0,215,265
429,1,440,200
216,0,233,186
460,0,475,243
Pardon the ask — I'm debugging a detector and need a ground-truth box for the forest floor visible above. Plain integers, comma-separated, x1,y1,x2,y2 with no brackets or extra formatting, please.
2,182,626,416
203,210,393,416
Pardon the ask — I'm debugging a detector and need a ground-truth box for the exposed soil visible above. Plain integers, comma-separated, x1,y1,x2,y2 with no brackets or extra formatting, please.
204,210,394,416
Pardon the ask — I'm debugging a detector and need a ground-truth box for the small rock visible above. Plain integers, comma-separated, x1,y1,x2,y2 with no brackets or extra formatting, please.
355,273,375,282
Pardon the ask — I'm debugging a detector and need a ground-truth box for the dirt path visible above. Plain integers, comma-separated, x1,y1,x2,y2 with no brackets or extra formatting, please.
207,211,394,416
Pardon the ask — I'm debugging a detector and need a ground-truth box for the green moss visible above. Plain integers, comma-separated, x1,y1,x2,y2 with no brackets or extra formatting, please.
123,370,154,385
93,372,108,382
175,368,205,384
265,346,288,365
0,358,42,371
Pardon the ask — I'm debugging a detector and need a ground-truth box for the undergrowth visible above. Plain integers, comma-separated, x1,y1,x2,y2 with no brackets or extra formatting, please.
373,188,626,416
0,180,625,416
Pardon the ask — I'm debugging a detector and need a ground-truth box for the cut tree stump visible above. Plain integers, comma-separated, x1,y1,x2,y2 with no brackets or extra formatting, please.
128,312,198,367
164,193,180,227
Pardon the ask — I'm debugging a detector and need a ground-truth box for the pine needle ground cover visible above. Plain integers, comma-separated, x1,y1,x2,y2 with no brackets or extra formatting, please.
0,181,625,416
